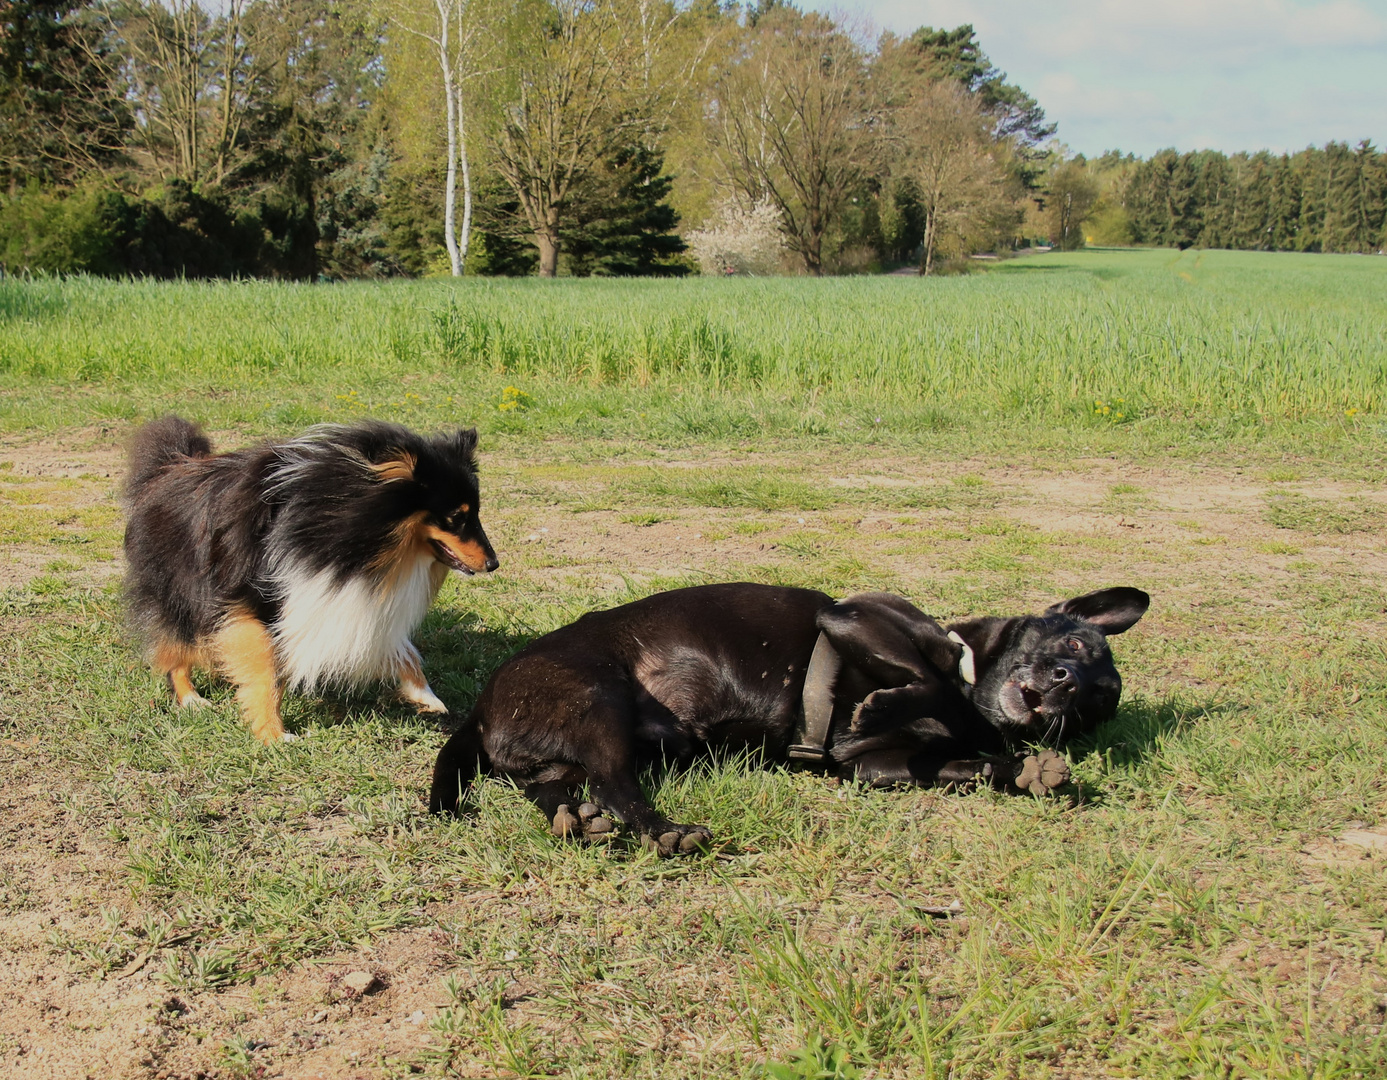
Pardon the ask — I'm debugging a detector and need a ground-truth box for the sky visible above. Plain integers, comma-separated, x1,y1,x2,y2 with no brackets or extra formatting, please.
808,0,1387,157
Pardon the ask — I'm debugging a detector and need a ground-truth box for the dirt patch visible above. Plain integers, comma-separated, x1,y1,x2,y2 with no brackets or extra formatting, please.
0,427,125,480
1302,823,1387,868
0,747,453,1080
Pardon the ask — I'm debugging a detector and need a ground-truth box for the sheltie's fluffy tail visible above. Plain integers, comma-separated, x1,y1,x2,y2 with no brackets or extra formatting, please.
428,714,492,815
125,416,213,500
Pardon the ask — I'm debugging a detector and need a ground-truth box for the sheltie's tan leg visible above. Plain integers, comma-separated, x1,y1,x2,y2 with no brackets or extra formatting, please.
154,640,212,708
214,612,284,743
396,643,448,714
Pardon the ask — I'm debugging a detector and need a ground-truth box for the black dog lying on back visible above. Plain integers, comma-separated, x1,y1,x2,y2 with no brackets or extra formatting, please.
430,583,1149,853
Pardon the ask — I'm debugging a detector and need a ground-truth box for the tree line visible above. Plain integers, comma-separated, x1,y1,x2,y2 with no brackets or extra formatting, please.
0,0,1381,279
1073,144,1387,254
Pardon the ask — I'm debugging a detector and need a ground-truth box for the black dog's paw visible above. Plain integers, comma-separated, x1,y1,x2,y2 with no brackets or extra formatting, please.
550,804,582,838
551,802,616,841
1013,750,1070,795
578,802,614,839
640,824,712,857
850,682,937,735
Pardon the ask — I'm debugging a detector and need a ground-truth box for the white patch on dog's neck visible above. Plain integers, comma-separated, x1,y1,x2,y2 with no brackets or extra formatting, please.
271,554,441,692
947,631,976,685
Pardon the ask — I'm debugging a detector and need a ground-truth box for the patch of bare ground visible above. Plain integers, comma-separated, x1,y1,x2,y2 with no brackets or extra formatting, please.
0,747,450,1079
0,425,126,479
0,428,127,589
0,750,154,1080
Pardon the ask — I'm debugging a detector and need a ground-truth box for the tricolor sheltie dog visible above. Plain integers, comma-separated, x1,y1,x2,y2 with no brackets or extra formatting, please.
123,416,499,743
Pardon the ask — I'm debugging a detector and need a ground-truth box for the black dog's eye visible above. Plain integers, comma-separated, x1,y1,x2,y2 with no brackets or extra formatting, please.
1066,637,1084,652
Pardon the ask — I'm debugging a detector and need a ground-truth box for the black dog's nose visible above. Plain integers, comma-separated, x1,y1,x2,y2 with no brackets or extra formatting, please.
484,555,500,573
1051,664,1078,692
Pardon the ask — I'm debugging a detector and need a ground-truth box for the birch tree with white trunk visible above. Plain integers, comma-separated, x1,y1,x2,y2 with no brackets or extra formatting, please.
391,0,490,275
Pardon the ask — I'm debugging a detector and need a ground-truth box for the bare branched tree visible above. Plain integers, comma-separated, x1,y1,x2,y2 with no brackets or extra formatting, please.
487,0,701,277
112,0,265,183
0,0,129,188
1047,158,1099,250
209,0,257,184
888,78,1010,275
710,9,872,276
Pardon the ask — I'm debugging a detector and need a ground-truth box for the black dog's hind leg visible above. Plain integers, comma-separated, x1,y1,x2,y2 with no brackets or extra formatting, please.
571,698,712,856
428,718,491,815
845,747,1070,795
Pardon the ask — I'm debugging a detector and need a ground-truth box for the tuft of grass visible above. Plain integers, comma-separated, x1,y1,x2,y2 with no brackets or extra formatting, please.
619,511,668,527
631,467,831,512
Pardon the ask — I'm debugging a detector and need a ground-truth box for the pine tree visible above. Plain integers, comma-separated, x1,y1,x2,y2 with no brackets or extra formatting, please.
1126,150,1174,245
1329,140,1386,252
1192,151,1232,249
563,145,688,277
1167,153,1199,248
1267,153,1301,250
906,24,1054,150
1232,152,1274,249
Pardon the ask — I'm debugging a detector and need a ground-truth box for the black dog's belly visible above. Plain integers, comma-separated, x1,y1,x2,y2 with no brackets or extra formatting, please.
630,647,806,757
631,706,795,761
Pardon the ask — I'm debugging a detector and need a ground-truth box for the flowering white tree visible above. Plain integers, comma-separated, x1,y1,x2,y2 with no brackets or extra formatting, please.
684,198,786,276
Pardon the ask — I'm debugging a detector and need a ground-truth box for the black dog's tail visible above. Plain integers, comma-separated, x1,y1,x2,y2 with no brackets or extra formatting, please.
428,713,492,815
126,415,213,501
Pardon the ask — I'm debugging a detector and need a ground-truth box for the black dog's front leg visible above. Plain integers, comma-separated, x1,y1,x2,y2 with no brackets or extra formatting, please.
844,747,1070,794
817,593,964,687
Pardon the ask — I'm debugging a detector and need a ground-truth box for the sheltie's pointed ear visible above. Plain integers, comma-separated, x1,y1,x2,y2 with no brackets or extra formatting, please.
449,427,479,463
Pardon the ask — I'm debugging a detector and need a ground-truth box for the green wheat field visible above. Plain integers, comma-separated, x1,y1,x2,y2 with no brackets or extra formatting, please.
1,248,1384,1079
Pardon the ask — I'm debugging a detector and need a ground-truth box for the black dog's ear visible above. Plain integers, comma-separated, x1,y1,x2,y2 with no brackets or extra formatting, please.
944,616,1019,679
1046,587,1150,635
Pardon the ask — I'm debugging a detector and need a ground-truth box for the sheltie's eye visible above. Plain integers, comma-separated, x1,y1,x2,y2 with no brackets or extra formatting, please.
446,503,472,532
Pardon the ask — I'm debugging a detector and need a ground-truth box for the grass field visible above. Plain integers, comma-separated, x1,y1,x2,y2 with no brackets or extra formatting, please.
1,249,1385,1078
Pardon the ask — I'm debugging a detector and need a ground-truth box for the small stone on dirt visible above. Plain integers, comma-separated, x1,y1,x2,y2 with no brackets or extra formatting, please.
342,970,377,995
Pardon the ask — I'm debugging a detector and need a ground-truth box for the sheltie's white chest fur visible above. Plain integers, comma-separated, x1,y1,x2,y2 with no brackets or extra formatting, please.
271,553,444,691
